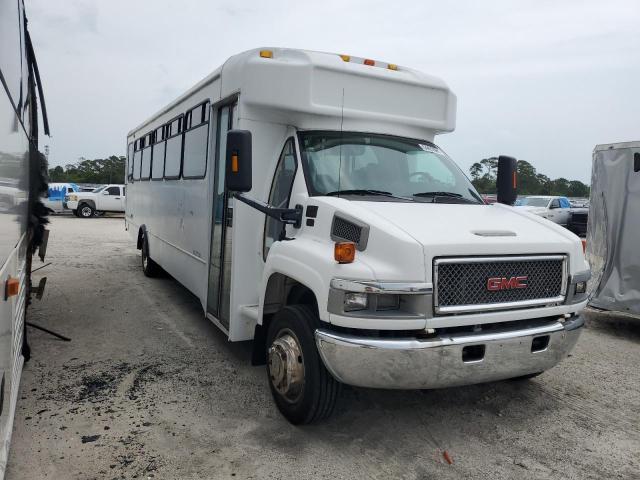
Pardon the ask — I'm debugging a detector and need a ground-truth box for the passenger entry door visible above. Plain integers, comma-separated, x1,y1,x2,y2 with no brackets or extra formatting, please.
207,101,236,328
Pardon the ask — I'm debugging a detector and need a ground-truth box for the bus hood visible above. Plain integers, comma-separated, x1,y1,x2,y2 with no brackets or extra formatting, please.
346,201,585,273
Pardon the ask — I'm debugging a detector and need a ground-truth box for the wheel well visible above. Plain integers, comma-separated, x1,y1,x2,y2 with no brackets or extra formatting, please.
78,199,96,210
251,273,319,366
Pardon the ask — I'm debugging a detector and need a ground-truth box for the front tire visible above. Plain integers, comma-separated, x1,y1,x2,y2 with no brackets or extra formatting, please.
78,204,94,218
141,233,161,277
72,209,78,217
266,304,339,424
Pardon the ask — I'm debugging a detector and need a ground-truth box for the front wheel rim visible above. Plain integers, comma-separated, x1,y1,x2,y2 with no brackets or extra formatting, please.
268,328,305,403
81,206,92,217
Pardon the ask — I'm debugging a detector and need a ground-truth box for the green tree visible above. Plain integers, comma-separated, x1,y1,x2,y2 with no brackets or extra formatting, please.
469,162,483,181
48,165,64,181
48,155,126,184
469,158,589,197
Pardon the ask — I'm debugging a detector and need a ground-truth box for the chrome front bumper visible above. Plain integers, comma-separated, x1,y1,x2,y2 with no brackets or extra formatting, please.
315,316,583,389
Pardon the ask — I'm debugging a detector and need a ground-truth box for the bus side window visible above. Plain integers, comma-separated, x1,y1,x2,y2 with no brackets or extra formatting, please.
164,115,184,179
127,142,134,179
183,102,210,179
263,138,297,259
133,140,142,181
151,125,166,180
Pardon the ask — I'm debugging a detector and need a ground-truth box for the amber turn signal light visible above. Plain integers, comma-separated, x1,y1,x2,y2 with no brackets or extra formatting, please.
5,277,19,300
334,242,356,264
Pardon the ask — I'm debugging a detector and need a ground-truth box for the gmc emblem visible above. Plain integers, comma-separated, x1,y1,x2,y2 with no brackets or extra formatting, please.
487,276,528,291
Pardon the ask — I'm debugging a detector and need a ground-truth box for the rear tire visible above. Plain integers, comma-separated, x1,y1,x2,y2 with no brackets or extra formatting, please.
141,233,161,277
266,304,339,424
78,204,94,218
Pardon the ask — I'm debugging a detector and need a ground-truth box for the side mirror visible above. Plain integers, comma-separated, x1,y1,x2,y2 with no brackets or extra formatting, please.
496,155,517,205
225,130,252,192
102,190,109,195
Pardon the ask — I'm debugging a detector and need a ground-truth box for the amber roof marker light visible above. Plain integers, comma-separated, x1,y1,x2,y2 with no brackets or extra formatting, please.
259,50,273,58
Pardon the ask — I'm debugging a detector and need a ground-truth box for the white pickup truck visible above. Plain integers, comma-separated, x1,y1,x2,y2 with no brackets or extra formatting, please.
66,184,126,218
517,195,572,226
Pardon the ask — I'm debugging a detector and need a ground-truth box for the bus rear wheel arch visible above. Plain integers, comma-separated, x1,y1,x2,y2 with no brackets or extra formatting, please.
140,229,161,277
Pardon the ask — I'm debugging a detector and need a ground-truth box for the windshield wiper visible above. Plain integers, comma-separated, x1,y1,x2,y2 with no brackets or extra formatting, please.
413,191,479,204
413,191,462,198
326,189,412,201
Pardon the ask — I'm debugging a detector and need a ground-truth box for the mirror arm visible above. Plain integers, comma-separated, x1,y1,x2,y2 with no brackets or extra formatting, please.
233,193,302,228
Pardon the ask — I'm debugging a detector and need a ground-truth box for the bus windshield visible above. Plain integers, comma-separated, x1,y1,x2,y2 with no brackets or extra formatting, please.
298,132,482,204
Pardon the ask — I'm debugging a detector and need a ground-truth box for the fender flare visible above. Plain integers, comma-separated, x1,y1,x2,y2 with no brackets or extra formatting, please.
259,253,327,324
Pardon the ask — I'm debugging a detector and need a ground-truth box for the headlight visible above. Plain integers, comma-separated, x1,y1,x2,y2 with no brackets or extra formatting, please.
69,195,77,201
343,292,401,312
344,292,368,312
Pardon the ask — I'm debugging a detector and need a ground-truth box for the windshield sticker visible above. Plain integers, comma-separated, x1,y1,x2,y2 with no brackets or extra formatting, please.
418,144,440,154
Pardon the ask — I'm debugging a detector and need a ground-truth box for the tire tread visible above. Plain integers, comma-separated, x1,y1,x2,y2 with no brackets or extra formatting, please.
267,304,340,424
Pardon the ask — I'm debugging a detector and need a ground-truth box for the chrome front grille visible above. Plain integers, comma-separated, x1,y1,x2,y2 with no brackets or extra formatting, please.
434,255,567,314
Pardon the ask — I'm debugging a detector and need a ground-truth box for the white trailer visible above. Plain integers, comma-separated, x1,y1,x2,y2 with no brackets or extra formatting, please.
587,141,640,316
126,48,589,424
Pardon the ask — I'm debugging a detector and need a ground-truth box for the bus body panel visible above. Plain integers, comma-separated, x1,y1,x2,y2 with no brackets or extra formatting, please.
0,0,40,473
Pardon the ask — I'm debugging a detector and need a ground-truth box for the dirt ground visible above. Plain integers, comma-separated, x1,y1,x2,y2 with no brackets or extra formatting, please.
6,216,640,480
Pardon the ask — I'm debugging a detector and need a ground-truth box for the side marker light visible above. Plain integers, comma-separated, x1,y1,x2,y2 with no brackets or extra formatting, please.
334,242,356,264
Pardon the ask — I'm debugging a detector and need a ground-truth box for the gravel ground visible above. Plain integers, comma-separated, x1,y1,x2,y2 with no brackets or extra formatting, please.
6,215,640,479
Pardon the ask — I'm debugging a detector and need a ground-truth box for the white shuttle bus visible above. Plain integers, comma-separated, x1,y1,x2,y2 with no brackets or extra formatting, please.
126,48,589,424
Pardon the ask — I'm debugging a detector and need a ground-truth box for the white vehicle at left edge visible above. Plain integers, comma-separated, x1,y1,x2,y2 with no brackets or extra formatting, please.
0,0,50,474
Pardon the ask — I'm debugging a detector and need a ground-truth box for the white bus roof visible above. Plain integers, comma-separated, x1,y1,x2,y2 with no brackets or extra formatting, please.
129,48,456,141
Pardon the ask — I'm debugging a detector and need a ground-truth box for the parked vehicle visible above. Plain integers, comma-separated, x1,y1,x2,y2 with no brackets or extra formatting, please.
482,194,497,204
587,141,640,316
65,184,125,218
567,208,588,237
516,195,572,226
126,48,589,424
42,182,79,213
569,198,589,208
0,0,50,473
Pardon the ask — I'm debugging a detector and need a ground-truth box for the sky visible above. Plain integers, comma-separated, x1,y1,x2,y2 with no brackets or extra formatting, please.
27,0,640,183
